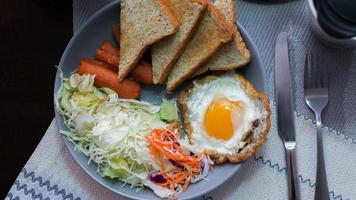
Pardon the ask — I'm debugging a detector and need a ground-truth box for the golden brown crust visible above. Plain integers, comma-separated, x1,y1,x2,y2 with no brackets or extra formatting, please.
190,0,250,76
233,0,238,22
207,3,235,43
166,3,235,93
214,0,237,24
234,28,251,63
177,83,196,141
211,0,250,71
224,0,251,65
178,73,271,164
155,0,180,30
155,0,208,84
203,32,251,72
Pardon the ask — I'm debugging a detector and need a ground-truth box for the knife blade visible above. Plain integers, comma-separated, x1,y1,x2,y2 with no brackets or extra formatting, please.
275,31,295,142
274,31,300,200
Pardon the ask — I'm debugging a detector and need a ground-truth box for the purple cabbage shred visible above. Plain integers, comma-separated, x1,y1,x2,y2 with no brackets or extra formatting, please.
149,172,167,183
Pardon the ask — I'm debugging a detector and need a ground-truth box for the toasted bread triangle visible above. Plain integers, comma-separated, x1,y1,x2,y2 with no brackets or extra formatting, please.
192,0,251,77
118,0,179,81
151,0,207,85
166,2,235,92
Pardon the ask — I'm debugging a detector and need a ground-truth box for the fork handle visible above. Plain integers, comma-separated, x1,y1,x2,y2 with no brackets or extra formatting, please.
285,142,301,200
315,114,330,200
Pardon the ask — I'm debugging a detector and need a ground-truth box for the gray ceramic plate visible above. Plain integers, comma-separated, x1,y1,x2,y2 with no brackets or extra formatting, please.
54,1,268,199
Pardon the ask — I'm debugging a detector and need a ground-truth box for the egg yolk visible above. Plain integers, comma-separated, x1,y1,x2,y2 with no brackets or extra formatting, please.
204,98,243,140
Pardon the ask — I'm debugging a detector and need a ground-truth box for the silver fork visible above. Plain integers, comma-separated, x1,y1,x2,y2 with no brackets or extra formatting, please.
304,53,330,200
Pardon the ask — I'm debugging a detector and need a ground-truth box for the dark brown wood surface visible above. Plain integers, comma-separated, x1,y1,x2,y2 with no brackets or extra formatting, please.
0,0,72,198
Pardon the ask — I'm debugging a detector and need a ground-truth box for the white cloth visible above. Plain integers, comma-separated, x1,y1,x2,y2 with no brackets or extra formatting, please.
6,104,356,200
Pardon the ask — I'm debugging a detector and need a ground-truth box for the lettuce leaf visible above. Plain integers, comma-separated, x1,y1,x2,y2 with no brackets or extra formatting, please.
103,157,130,179
159,99,178,122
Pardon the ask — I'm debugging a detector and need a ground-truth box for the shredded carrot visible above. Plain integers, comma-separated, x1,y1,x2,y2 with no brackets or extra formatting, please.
171,172,188,184
150,148,164,168
146,128,203,193
182,176,190,192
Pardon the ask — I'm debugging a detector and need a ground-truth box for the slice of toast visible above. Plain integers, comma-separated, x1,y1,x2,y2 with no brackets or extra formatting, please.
214,0,236,23
192,0,251,77
166,2,235,92
151,0,207,84
119,0,179,80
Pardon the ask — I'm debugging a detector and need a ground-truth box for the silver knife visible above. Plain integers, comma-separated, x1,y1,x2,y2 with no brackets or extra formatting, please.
275,31,300,200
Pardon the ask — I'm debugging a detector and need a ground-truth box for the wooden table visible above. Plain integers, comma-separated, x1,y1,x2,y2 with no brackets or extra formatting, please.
0,0,72,198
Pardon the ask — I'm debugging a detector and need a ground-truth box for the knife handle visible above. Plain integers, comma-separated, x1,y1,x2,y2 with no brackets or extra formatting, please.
285,142,300,200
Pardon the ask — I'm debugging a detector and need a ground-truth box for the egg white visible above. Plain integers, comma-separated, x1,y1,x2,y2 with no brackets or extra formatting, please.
186,74,266,155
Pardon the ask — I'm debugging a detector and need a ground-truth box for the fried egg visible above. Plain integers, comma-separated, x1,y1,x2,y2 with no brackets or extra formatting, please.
178,74,271,164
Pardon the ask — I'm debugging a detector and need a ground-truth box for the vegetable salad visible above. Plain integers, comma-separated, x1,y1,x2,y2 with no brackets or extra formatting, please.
55,73,210,198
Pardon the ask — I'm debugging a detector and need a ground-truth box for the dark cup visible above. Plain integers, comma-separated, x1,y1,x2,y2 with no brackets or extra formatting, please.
327,0,356,24
308,0,356,48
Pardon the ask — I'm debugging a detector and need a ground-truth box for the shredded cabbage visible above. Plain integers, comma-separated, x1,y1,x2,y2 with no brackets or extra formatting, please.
56,73,166,188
